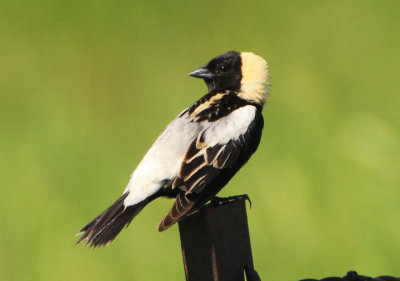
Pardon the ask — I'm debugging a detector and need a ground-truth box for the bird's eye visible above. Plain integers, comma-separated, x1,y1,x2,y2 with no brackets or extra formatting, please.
219,64,228,72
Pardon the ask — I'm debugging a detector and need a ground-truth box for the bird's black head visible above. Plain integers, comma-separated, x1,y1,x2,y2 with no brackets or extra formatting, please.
189,51,242,92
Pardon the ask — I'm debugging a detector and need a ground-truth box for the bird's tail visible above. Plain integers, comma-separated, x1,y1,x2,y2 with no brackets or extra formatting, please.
158,193,195,232
76,192,148,247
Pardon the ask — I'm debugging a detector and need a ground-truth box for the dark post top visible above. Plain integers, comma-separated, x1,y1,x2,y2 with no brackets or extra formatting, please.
178,195,261,281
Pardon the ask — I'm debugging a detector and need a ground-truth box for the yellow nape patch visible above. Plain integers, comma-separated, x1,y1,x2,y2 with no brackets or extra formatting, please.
238,52,270,105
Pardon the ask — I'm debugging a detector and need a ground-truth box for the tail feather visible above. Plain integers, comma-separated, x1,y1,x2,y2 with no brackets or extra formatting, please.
158,193,195,232
76,192,148,247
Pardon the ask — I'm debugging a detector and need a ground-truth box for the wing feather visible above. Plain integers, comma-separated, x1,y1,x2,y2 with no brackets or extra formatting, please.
158,138,243,231
158,105,263,231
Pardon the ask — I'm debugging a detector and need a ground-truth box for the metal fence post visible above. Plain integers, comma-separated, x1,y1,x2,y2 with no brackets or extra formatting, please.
178,195,261,281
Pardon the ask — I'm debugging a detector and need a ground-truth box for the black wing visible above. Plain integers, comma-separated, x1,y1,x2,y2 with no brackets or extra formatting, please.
158,109,263,231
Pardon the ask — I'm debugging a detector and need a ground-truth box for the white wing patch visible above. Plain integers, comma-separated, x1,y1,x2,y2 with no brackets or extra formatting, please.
173,105,257,193
203,105,256,146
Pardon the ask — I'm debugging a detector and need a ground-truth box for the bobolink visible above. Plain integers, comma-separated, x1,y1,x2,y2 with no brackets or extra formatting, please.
76,51,270,247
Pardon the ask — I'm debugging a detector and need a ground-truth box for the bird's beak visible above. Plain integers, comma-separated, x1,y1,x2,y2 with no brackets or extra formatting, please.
188,67,212,79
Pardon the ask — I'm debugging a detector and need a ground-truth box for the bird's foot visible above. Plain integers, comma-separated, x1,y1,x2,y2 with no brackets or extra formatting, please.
210,194,252,208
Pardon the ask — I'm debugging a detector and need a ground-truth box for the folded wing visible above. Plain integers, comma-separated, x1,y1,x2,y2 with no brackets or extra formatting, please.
158,105,263,231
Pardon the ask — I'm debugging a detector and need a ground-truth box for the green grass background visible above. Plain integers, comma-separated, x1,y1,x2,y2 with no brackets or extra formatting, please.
1,0,400,280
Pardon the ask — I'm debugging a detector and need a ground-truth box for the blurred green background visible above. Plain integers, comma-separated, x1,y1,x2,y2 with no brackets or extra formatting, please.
1,0,400,280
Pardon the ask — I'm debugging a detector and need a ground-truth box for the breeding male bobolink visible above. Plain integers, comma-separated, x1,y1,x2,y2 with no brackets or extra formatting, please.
76,51,270,247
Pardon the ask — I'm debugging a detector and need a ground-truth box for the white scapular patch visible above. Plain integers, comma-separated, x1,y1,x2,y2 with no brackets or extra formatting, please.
203,105,256,146
123,105,257,206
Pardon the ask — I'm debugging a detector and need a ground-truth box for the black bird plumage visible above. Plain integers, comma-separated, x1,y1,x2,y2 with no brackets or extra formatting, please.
76,51,270,247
